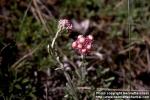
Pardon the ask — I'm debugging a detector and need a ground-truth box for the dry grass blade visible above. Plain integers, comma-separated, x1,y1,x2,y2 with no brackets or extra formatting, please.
11,43,42,70
32,0,50,33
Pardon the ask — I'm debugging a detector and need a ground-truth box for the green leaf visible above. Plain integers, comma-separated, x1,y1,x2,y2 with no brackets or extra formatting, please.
104,77,115,82
22,78,29,83
15,84,22,89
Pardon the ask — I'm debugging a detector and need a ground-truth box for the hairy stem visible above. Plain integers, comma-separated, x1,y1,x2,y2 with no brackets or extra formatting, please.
51,28,61,48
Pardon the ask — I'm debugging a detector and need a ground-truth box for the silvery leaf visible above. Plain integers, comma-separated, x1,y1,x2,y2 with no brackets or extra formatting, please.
72,19,90,34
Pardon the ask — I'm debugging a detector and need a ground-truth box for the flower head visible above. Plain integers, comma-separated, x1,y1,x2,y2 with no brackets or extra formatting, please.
72,35,93,54
58,19,72,31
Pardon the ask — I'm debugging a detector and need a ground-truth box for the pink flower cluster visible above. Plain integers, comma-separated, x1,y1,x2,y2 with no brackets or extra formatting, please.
58,19,94,54
72,35,93,54
58,19,72,30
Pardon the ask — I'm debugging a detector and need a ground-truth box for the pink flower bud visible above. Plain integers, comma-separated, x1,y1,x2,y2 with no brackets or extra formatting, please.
72,41,77,48
86,44,91,49
72,35,94,54
77,44,82,49
58,19,72,30
81,49,86,53
77,35,83,39
78,37,85,43
87,35,93,40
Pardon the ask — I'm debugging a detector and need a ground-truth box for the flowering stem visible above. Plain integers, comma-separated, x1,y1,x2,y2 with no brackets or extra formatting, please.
56,57,78,100
51,28,61,48
79,55,86,84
